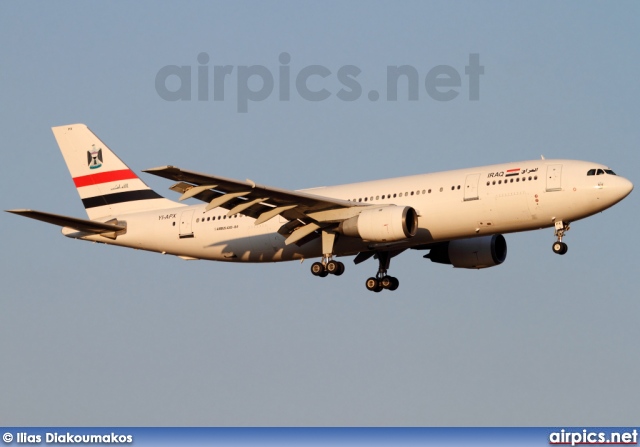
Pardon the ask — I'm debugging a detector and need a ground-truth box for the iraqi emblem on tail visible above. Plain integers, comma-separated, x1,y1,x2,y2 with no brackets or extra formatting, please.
87,144,103,169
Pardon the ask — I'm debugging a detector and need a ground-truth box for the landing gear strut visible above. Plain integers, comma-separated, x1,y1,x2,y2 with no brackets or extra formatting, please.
552,220,570,255
365,251,400,292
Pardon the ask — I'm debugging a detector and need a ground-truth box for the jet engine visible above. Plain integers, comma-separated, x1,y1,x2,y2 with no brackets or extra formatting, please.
425,234,507,269
338,206,418,242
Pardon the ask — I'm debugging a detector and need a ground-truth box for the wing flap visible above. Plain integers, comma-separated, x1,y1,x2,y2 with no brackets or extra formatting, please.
179,184,218,201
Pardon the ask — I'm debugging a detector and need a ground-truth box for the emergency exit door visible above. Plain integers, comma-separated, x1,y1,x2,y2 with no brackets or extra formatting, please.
546,164,562,191
464,173,481,201
179,209,195,238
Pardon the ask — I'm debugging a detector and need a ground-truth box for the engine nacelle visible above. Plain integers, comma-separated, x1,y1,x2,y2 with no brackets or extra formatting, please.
338,206,418,242
426,234,507,269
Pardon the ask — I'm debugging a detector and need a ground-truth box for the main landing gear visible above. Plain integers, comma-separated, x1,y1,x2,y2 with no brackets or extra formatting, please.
552,220,570,255
310,257,345,277
310,230,346,277
365,251,399,293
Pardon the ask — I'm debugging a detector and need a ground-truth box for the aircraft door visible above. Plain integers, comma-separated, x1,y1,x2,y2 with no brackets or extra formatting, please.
179,209,195,238
464,173,481,201
546,164,563,191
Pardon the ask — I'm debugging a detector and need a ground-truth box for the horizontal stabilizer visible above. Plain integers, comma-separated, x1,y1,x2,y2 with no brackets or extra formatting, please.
6,209,126,234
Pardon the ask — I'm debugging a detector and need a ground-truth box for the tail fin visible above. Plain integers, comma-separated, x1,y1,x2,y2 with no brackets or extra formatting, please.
52,124,179,219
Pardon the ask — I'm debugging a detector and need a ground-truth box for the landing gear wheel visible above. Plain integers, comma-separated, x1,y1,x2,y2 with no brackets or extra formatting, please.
365,277,382,292
380,276,400,291
364,251,403,292
311,258,345,278
552,241,568,255
552,221,570,256
326,260,344,275
311,262,326,276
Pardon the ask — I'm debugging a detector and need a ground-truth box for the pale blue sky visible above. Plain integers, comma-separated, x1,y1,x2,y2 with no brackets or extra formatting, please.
1,1,638,425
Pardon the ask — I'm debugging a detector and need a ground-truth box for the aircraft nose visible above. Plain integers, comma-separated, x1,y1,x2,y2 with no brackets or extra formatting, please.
611,176,634,204
620,177,634,198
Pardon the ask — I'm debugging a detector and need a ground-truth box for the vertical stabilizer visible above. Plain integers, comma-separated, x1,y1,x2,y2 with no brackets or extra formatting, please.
52,124,179,219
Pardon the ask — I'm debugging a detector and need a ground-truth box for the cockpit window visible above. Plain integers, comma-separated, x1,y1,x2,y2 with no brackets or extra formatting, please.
588,168,617,176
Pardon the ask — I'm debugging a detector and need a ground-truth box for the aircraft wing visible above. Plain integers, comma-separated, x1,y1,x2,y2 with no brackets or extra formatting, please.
6,209,126,238
144,165,370,244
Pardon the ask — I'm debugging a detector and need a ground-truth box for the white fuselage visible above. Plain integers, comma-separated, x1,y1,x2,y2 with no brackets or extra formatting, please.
63,159,633,263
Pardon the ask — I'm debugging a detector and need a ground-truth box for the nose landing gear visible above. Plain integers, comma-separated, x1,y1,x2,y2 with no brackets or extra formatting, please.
552,220,570,255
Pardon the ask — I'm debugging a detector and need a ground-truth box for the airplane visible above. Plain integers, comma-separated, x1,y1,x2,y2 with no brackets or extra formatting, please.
6,124,634,292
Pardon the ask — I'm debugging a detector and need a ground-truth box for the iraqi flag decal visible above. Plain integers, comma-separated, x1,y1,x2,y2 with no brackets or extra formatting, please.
505,168,520,177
